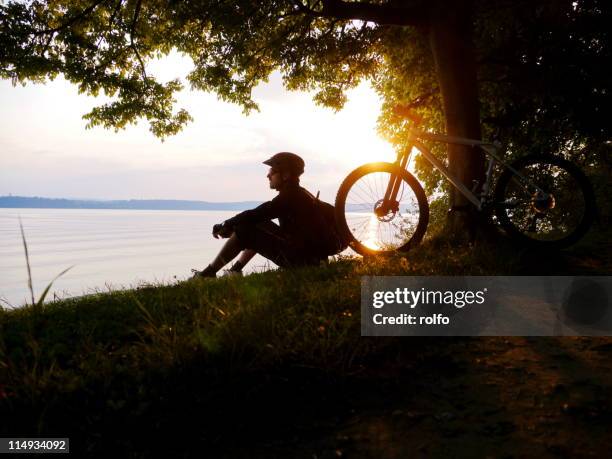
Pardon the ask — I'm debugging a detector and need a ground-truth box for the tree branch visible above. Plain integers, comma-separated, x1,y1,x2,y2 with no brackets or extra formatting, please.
32,0,108,36
108,0,124,29
293,0,429,27
129,0,147,82
291,0,323,17
95,0,124,49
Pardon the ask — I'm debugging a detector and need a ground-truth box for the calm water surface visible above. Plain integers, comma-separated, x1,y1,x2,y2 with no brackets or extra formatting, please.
0,209,273,307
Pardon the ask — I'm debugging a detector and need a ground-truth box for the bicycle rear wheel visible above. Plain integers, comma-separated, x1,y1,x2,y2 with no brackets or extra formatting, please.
494,155,596,249
335,162,429,256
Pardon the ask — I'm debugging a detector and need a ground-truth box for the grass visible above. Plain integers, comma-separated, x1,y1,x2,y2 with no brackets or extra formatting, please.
16,218,74,312
0,227,609,456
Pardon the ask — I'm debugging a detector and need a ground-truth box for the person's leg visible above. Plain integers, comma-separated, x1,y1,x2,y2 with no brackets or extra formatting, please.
227,249,256,273
234,221,294,268
194,221,294,278
194,232,243,277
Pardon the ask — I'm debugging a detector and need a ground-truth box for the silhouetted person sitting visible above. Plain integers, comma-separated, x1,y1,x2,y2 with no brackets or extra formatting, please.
192,152,331,278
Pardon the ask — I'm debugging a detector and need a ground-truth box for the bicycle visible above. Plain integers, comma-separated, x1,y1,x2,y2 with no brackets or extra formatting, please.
334,106,596,256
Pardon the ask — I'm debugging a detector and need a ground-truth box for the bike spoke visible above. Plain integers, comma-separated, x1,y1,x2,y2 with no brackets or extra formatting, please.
528,212,541,233
340,166,426,253
497,158,591,244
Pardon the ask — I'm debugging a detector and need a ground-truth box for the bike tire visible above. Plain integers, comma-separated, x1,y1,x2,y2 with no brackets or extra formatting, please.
494,154,596,249
335,162,429,256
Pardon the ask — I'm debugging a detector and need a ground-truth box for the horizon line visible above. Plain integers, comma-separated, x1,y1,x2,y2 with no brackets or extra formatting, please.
0,195,262,204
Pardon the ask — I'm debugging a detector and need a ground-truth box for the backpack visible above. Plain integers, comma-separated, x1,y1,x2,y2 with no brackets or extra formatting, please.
310,191,350,256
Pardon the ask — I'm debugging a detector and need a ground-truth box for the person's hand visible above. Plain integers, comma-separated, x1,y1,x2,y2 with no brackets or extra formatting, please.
212,223,233,239
212,223,223,239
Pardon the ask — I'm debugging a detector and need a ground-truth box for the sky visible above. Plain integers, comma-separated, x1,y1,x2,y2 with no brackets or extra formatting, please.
0,52,396,203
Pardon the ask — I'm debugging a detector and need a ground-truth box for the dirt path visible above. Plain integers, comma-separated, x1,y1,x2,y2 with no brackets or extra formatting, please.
310,243,612,458
309,337,612,458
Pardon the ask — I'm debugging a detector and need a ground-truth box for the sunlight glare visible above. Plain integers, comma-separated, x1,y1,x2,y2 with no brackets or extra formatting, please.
363,213,382,250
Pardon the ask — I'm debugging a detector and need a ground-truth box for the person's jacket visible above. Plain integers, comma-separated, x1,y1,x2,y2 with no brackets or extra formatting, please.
223,182,323,251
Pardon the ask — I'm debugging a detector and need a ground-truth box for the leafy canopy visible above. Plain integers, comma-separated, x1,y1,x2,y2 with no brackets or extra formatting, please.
1,0,610,163
1,0,386,138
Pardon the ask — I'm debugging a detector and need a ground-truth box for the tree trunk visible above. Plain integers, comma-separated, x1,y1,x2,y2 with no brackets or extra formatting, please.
427,0,486,241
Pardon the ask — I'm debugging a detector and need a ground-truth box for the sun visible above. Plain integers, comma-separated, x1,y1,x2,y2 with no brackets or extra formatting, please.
296,82,397,169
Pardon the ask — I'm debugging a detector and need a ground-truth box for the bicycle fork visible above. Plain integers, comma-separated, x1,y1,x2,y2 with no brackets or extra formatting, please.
376,147,412,218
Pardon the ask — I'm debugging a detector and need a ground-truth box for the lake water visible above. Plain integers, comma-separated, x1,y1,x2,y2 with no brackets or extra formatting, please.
0,208,275,308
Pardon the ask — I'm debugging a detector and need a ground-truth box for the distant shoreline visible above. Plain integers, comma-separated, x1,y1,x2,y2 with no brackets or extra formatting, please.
0,196,262,211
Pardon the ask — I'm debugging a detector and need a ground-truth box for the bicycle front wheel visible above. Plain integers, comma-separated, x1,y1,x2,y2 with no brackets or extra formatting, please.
335,162,429,256
494,155,596,249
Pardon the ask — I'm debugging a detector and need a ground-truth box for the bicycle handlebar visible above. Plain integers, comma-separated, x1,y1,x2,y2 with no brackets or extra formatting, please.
392,105,423,126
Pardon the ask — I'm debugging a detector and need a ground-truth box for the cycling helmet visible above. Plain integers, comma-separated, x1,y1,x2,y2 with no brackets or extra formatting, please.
263,152,305,177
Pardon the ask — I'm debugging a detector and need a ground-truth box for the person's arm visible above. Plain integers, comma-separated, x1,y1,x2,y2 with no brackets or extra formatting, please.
221,193,288,230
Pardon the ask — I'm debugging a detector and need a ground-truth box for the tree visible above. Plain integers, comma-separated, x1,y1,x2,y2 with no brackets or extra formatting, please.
375,0,611,233
1,0,610,238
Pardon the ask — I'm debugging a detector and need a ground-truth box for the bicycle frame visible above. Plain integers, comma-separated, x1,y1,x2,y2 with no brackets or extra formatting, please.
383,129,544,212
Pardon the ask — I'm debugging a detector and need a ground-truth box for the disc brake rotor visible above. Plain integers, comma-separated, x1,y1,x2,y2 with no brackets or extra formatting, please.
532,192,556,214
374,199,399,222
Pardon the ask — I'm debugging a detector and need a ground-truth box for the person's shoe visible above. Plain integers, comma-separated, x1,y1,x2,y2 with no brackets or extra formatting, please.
190,267,217,279
221,269,243,278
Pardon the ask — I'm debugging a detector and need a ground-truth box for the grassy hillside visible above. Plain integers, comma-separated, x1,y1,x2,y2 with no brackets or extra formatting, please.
1,230,610,457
